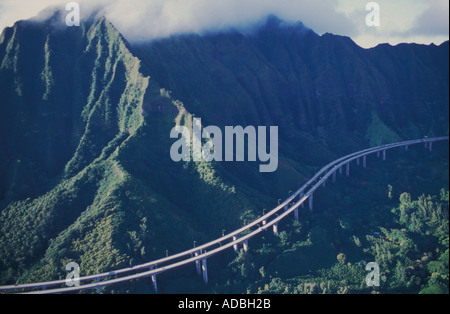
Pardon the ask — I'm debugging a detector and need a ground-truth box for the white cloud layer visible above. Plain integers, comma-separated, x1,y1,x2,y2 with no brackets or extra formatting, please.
0,0,448,48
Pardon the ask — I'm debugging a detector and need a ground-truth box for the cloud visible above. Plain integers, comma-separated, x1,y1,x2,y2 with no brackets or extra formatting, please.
101,0,356,41
0,0,448,48
337,0,449,47
411,0,449,37
0,0,65,29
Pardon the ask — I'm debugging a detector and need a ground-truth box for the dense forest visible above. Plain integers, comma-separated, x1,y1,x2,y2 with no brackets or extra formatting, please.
100,141,449,295
213,144,449,295
0,11,448,294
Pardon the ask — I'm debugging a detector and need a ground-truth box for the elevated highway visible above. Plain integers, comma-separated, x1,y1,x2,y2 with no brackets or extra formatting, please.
0,136,448,294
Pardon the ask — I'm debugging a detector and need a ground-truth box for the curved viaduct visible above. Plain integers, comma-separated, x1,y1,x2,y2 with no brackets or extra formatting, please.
0,136,448,294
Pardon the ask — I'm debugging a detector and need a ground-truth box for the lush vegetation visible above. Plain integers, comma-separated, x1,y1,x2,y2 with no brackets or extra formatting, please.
213,188,449,295
132,143,447,295
0,17,267,287
0,13,448,295
206,148,449,295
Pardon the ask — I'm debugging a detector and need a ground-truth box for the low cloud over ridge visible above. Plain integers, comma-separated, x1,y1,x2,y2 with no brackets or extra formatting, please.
0,0,448,48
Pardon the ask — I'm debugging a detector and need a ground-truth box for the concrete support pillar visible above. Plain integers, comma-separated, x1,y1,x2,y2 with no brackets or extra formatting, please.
377,151,381,158
151,275,157,293
262,217,267,227
357,158,360,166
322,179,326,188
429,142,433,152
383,150,386,161
284,205,289,212
294,208,299,221
346,163,350,177
339,166,343,175
232,237,238,253
202,259,208,284
363,156,367,169
195,251,201,275
96,271,101,294
299,190,305,200
243,240,249,252
405,145,409,151
332,171,337,183
149,266,158,293
273,223,279,236
309,194,314,212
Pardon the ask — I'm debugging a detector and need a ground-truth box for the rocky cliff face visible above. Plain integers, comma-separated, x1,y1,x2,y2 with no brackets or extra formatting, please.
0,13,448,285
134,16,448,153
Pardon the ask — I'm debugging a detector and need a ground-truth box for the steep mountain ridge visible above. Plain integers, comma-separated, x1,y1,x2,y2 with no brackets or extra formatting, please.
134,16,448,155
0,15,151,280
0,12,448,286
0,14,262,285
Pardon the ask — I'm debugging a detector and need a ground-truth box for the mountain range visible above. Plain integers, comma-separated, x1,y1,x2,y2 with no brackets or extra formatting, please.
0,10,448,287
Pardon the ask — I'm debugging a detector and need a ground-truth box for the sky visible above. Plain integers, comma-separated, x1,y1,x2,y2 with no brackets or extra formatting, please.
0,0,448,48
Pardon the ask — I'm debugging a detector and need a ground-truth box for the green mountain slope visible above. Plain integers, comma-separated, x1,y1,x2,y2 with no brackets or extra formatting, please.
0,12,448,288
134,16,449,156
0,14,266,285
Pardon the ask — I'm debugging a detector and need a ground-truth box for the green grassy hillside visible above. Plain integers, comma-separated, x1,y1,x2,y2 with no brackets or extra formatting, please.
0,15,268,285
0,13,448,292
